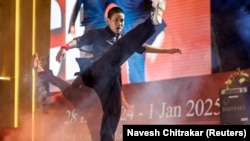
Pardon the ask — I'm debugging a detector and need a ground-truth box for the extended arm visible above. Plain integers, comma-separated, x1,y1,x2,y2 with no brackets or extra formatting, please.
143,43,182,54
68,0,84,35
56,39,79,62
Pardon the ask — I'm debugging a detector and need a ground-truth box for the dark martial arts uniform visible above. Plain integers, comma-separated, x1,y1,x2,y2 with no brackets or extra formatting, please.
38,17,155,141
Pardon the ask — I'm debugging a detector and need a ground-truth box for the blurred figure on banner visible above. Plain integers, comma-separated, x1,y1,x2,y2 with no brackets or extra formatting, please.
68,0,116,37
116,0,167,83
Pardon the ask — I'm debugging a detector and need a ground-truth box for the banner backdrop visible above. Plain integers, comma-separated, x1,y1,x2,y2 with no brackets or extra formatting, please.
45,0,250,141
49,0,211,92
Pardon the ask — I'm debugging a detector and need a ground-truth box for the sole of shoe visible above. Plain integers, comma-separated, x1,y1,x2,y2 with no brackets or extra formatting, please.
153,0,166,25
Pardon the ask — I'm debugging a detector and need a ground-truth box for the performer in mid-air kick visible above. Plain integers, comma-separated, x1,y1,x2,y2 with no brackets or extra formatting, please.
34,1,181,140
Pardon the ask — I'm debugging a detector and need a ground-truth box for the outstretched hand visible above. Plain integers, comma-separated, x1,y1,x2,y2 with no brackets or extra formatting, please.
168,48,182,54
56,48,66,63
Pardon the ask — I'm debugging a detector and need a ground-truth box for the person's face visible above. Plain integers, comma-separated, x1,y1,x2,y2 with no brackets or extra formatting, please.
107,12,125,34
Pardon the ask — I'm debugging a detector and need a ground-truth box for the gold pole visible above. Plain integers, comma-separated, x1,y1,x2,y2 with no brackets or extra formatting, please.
32,0,37,140
14,0,20,128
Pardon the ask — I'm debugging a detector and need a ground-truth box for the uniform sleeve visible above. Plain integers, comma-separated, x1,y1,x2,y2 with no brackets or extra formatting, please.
74,29,95,49
135,46,146,54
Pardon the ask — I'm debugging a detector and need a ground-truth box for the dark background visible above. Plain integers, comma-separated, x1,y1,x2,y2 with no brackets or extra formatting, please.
211,0,250,73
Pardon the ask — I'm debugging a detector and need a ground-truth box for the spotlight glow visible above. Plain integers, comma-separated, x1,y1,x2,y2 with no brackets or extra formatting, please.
0,77,11,80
